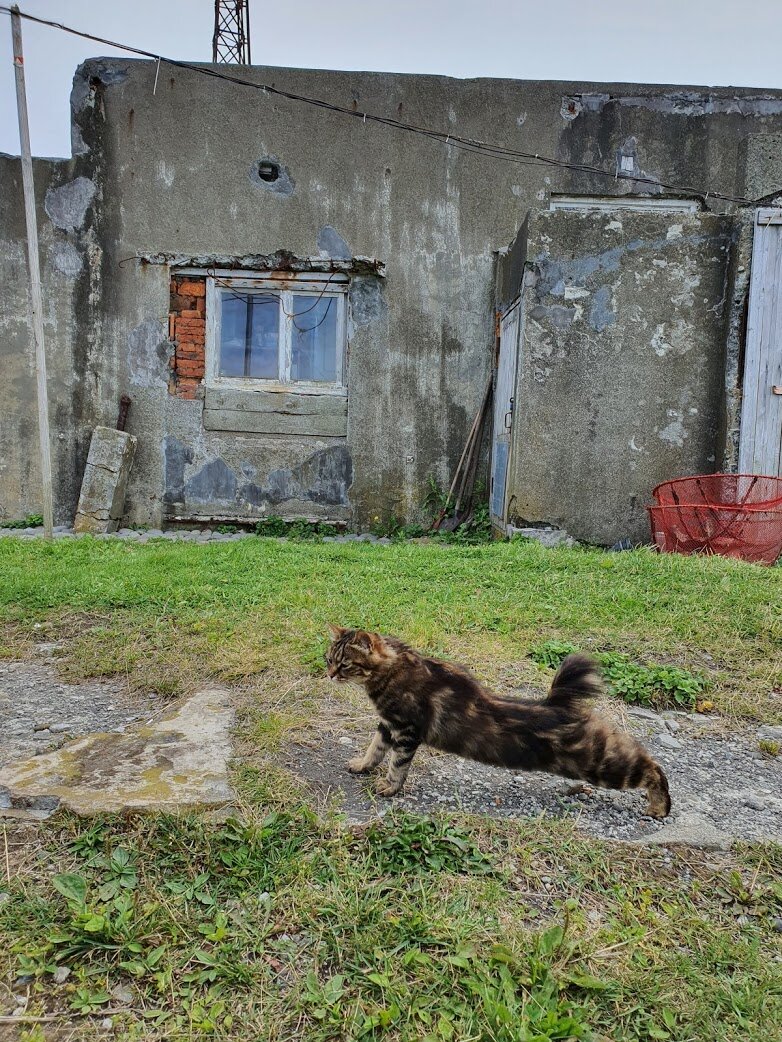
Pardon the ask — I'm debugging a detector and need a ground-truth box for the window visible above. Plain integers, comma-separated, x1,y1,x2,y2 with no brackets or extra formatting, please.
205,273,347,392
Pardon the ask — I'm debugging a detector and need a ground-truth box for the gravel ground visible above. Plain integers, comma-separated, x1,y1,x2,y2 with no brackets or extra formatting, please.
0,526,390,545
0,648,169,768
282,705,782,847
2,643,781,849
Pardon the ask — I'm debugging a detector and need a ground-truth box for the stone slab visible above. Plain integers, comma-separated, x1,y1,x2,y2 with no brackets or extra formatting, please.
74,426,138,534
0,688,235,818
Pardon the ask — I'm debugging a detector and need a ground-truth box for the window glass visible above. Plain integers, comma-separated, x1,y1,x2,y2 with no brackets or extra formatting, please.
219,291,278,378
290,294,338,383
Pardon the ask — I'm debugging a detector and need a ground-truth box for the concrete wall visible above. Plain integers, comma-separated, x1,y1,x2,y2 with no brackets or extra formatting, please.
506,209,733,545
0,153,100,525
3,61,782,530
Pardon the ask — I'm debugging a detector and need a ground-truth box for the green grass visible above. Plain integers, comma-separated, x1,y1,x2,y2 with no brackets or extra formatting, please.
0,536,779,720
1,809,781,1040
1,538,782,1038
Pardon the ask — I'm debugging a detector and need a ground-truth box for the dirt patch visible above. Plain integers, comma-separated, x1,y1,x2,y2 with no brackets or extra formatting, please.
280,705,782,848
0,646,169,768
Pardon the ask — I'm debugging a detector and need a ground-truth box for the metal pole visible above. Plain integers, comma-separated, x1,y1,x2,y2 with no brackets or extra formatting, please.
10,6,53,539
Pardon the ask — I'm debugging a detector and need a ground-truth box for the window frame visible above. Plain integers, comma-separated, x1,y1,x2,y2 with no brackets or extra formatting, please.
205,271,348,396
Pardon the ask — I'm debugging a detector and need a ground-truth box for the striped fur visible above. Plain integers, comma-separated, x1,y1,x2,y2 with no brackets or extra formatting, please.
326,626,671,818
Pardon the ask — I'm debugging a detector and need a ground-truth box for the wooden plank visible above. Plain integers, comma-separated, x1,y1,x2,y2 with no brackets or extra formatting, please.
756,208,782,225
490,298,521,525
740,211,782,476
757,223,782,473
203,407,347,437
205,385,347,417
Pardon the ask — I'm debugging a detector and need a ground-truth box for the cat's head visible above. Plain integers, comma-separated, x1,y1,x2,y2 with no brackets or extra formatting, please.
325,625,393,684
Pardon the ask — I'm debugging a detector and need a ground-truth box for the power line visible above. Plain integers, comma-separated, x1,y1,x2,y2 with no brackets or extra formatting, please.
1,4,776,206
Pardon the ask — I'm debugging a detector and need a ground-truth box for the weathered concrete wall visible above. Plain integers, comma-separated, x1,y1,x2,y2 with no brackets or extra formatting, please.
507,210,733,545
0,153,98,524
4,62,782,528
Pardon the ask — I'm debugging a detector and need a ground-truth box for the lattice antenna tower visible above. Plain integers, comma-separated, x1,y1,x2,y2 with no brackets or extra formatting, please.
212,0,251,65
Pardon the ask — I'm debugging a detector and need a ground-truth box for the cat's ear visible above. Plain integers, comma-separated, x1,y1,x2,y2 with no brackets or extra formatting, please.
327,623,347,640
350,630,381,652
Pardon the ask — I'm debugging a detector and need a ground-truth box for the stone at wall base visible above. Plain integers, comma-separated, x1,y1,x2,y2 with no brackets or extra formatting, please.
74,426,138,535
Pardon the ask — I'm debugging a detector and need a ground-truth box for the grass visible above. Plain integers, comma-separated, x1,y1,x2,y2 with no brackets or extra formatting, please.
1,537,781,1039
0,536,779,720
1,807,781,1040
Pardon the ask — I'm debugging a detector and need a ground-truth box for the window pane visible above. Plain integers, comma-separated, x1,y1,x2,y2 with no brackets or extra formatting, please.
219,290,279,379
290,294,338,383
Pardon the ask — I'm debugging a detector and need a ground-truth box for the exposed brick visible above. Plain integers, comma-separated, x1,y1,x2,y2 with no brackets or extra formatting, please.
177,280,206,297
168,274,208,396
176,362,205,378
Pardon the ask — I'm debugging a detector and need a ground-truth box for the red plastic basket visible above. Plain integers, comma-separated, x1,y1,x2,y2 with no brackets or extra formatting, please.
648,474,782,565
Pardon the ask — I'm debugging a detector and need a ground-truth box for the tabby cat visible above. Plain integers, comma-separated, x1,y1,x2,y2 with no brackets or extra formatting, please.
326,626,671,818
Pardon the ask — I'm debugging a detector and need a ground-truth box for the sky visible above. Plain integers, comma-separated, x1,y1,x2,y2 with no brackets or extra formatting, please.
1,0,781,158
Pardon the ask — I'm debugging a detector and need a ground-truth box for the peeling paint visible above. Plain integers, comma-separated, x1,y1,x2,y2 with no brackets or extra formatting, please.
317,225,352,259
44,177,96,233
588,286,615,331
239,446,352,508
48,242,83,278
658,417,687,446
562,92,782,117
185,458,238,504
162,437,194,505
349,277,387,328
127,319,168,387
529,304,577,328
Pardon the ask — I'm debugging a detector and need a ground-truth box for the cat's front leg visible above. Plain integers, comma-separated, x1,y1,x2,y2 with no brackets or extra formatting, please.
375,728,420,796
347,723,391,774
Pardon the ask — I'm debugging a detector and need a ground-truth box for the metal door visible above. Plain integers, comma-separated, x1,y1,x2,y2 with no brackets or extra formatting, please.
490,299,521,528
739,208,782,476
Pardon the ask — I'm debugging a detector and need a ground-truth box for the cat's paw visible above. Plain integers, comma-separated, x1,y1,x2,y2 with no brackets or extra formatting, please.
347,757,369,774
374,778,401,797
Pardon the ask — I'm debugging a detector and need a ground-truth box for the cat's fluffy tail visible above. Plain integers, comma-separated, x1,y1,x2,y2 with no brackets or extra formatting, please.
546,653,604,707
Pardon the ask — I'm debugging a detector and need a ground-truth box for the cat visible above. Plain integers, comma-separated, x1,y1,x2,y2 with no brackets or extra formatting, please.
326,626,671,818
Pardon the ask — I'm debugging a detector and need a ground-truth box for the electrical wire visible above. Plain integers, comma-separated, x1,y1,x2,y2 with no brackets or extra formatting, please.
2,4,776,206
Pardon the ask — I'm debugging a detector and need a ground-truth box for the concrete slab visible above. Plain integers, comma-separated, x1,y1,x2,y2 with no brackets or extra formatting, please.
0,688,235,819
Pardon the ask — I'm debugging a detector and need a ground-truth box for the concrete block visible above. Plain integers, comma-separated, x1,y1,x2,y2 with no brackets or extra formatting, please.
74,426,137,534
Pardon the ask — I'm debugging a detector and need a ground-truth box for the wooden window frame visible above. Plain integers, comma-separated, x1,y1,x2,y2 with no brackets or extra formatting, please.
204,271,348,397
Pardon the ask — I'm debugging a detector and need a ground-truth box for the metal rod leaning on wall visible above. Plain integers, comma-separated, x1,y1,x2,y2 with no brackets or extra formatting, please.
10,5,53,539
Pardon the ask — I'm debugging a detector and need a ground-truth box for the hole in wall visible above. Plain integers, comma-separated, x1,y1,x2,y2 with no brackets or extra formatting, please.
257,161,280,183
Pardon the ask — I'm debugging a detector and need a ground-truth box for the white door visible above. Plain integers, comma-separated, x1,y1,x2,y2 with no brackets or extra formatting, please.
739,208,782,476
490,299,521,528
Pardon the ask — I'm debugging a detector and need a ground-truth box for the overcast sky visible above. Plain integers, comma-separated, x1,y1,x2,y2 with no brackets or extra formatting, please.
1,0,780,157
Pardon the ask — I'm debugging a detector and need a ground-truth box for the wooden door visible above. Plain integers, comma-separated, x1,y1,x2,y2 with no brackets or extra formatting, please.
490,299,521,528
739,208,782,476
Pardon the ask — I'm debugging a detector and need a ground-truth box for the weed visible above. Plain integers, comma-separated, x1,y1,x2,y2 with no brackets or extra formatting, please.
0,513,43,529
253,515,288,537
216,524,238,534
758,738,780,757
254,516,338,540
362,813,495,876
423,475,453,519
529,640,709,710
